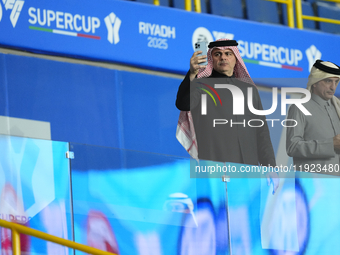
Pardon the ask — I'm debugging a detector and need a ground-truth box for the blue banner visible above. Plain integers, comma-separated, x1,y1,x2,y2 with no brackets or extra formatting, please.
1,0,340,79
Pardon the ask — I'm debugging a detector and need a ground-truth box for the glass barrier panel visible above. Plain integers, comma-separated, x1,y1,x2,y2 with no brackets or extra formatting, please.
69,143,211,255
2,134,340,254
0,134,73,255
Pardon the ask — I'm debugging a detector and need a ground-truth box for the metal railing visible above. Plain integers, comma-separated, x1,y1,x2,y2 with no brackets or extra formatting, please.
0,219,117,255
295,0,340,29
262,0,340,29
156,0,340,30
154,0,201,12
184,0,201,12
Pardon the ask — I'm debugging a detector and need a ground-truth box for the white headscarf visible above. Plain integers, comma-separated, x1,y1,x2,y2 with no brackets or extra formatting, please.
307,60,340,118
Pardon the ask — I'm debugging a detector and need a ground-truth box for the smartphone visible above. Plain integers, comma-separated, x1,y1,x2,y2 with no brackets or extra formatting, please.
195,41,208,66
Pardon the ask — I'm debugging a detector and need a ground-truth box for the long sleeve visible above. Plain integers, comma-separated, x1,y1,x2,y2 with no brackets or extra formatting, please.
176,71,191,111
253,88,277,167
175,71,205,112
286,104,335,159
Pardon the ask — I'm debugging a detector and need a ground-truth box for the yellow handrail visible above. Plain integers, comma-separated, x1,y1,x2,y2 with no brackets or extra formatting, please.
166,0,340,25
185,0,192,11
296,0,340,29
183,0,201,12
154,0,160,5
194,0,201,13
295,0,303,28
0,219,117,255
265,0,295,28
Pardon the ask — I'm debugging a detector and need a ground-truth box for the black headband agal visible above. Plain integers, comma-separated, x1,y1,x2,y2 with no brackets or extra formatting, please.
314,60,340,75
208,40,238,48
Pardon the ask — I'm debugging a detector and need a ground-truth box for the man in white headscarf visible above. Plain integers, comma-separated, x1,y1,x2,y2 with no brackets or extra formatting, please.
176,39,278,190
286,60,340,175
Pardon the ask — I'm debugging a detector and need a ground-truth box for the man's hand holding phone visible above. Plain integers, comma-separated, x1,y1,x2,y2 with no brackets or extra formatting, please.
189,42,208,81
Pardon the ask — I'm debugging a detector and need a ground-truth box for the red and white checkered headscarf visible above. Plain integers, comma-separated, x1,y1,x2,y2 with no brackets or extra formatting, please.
198,39,254,84
176,39,255,159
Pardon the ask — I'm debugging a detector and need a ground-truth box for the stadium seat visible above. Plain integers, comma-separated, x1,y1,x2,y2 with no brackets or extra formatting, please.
135,0,170,7
282,1,316,30
304,0,316,3
172,0,208,13
305,0,336,6
209,0,244,19
316,1,340,34
245,0,280,24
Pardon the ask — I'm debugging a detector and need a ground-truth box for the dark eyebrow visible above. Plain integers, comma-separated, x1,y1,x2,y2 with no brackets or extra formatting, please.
325,78,340,83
